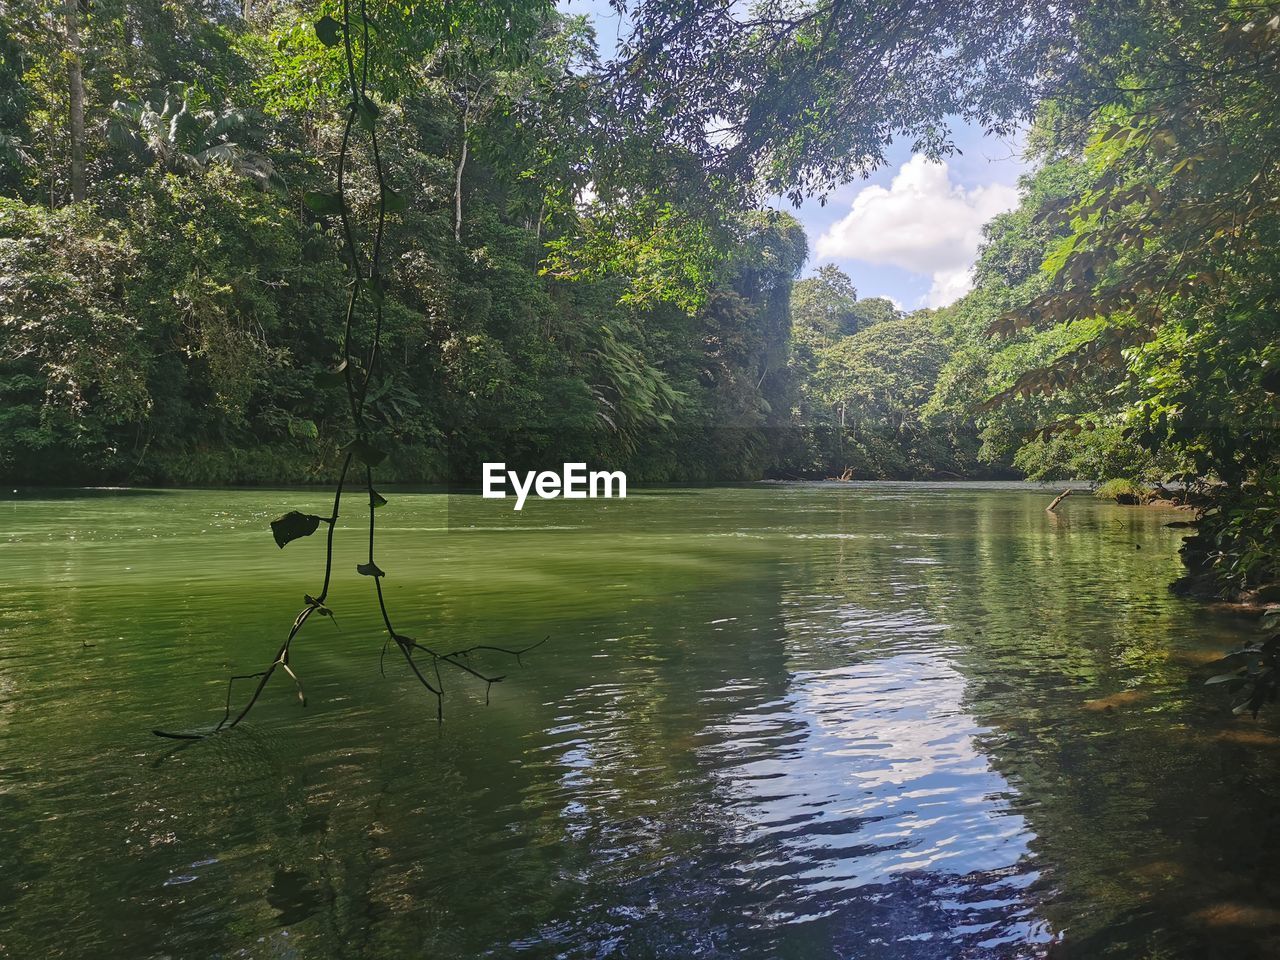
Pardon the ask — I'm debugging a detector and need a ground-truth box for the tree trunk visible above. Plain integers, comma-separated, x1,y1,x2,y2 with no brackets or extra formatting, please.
64,0,86,203
453,114,468,243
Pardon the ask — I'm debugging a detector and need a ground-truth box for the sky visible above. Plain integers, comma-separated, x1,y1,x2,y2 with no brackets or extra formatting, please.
559,0,1030,310
783,134,1027,309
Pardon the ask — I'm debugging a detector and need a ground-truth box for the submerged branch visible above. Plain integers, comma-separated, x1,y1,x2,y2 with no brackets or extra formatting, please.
1046,489,1073,513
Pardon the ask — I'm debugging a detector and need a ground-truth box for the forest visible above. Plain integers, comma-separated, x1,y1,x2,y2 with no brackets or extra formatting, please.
7,3,1280,957
1,0,1277,603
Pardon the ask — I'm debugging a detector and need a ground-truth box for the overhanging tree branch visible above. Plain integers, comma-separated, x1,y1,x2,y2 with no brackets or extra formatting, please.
154,0,543,740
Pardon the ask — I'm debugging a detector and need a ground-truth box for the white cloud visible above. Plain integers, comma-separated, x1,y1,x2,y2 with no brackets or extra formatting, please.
815,155,1019,308
925,269,975,308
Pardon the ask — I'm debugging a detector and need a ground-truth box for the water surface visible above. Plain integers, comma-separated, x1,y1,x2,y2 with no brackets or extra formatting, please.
1,483,1277,959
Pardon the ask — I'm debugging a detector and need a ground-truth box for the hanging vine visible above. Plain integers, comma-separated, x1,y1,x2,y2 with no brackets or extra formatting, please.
154,0,543,740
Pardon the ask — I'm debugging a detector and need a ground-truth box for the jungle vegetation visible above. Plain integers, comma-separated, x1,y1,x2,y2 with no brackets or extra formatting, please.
0,0,1276,598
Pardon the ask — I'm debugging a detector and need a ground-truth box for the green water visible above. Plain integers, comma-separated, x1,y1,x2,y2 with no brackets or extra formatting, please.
1,483,1277,959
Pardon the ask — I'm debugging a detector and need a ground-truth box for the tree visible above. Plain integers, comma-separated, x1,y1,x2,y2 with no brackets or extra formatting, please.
977,3,1280,597
920,158,1161,482
808,317,958,478
107,84,282,190
601,0,1083,204
848,296,900,331
0,17,32,195
791,264,858,338
63,0,86,201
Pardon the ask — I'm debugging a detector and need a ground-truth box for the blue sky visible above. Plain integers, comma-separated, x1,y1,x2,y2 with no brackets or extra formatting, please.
558,0,1029,309
782,131,1027,309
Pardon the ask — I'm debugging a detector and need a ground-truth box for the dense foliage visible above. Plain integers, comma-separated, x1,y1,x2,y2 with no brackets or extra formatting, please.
2,0,1278,600
0,0,819,484
941,2,1280,599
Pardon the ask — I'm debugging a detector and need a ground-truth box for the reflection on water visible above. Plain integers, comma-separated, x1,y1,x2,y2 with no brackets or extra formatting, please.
0,483,1277,959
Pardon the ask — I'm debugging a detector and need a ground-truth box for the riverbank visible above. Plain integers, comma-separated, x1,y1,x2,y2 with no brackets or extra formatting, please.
1083,481,1280,609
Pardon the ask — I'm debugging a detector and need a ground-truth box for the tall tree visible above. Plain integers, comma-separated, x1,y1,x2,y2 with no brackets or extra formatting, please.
600,0,1082,204
792,264,859,338
62,0,86,201
979,1,1280,595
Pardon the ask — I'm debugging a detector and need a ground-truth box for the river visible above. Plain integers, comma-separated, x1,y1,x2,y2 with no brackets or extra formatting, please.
1,483,1276,959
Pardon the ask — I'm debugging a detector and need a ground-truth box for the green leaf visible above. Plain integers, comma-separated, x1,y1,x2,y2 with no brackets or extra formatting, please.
288,418,319,440
371,489,388,508
350,439,386,466
304,190,344,216
315,15,342,47
356,561,385,578
271,511,322,549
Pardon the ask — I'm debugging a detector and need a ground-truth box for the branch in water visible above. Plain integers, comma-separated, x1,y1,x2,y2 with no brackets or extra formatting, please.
152,0,543,740
1046,488,1073,513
